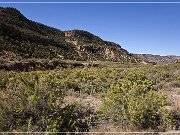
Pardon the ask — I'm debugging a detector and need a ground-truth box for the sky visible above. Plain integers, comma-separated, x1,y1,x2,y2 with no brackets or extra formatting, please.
0,1,180,56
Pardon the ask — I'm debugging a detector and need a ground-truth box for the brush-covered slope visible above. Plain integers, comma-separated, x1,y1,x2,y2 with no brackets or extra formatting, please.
0,7,138,62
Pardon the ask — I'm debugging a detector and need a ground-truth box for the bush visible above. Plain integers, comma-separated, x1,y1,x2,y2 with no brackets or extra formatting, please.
0,73,83,132
0,70,9,90
100,72,174,131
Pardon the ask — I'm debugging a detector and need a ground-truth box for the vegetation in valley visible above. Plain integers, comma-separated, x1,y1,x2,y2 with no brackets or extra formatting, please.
0,62,180,132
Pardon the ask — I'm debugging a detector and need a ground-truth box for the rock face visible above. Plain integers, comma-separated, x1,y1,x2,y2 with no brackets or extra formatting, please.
133,54,180,64
0,7,138,63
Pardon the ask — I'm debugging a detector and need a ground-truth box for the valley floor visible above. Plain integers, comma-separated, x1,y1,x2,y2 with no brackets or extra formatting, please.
0,60,180,133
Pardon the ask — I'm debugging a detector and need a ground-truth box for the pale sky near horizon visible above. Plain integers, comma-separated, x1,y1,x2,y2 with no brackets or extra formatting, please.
1,1,180,56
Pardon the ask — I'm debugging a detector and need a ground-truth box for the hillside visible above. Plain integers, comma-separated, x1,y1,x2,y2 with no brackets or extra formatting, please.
133,54,180,64
0,7,138,63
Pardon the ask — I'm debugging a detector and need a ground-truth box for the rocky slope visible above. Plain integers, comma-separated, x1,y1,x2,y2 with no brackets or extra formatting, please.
133,54,180,64
0,7,138,63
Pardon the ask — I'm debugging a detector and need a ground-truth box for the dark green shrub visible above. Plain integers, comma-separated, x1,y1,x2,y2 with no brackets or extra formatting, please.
0,70,9,90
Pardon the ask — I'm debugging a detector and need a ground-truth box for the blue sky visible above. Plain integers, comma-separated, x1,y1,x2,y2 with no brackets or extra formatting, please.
0,1,180,55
